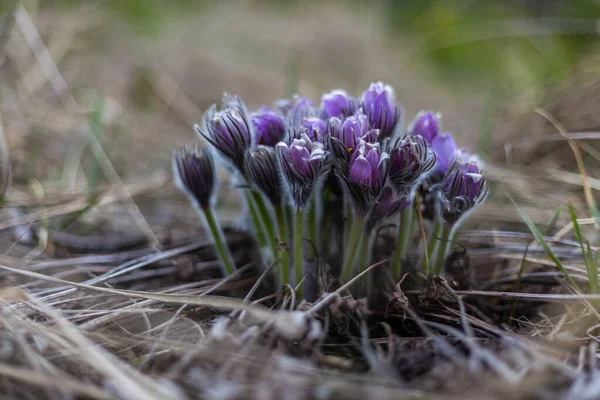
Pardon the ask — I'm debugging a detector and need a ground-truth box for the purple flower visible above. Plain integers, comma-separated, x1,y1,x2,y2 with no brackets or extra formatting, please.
301,117,327,143
173,144,216,209
367,187,411,228
320,90,357,119
388,135,436,193
329,110,369,154
362,82,400,138
431,132,458,174
252,107,286,146
440,161,487,224
276,134,329,209
288,97,317,128
341,140,389,216
245,146,283,206
195,95,252,174
408,111,440,143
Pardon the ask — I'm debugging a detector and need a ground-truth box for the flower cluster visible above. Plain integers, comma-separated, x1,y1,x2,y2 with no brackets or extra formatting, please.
173,82,487,300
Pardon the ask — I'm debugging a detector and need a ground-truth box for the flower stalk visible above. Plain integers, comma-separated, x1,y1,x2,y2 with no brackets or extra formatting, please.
341,215,366,283
293,208,306,290
275,204,290,285
202,205,236,276
391,206,414,280
433,223,455,275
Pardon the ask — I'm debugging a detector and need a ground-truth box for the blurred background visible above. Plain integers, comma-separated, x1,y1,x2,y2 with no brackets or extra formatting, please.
1,0,600,244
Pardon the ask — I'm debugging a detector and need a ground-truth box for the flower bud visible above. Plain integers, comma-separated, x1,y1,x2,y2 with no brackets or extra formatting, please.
276,134,329,209
245,146,283,206
252,107,287,146
173,144,216,209
408,111,440,143
440,161,487,225
367,187,410,228
328,110,369,156
431,132,458,174
301,117,327,143
195,95,252,174
320,90,357,119
288,97,316,128
340,140,389,216
362,82,400,138
388,135,436,193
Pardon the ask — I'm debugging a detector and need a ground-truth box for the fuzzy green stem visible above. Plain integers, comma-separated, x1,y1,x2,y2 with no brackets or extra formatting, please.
275,204,290,286
308,196,320,256
293,208,305,291
356,230,373,297
243,191,267,251
433,224,454,275
202,206,235,276
251,191,278,261
391,207,414,280
341,215,366,283
421,220,443,274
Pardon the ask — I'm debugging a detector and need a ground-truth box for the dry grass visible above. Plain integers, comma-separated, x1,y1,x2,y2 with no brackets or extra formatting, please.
0,2,599,399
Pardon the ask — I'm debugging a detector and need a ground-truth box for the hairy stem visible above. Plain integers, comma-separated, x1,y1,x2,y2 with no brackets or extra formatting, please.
243,190,267,251
433,223,454,275
307,196,321,257
293,208,305,292
202,206,235,276
251,191,278,262
391,206,414,280
420,220,443,274
341,215,366,283
275,204,290,286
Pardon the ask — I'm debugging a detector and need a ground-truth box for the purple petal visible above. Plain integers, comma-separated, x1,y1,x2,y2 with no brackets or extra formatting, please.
349,155,372,184
321,90,352,119
431,133,458,174
252,107,286,146
410,111,439,143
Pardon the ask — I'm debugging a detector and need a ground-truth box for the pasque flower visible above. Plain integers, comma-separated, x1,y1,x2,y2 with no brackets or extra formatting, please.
431,133,458,175
245,146,283,206
388,135,436,193
195,95,253,174
340,140,389,216
172,144,216,209
362,82,401,139
367,187,410,228
440,161,487,225
252,107,287,146
173,144,235,276
288,97,317,129
301,117,327,143
320,90,357,119
328,110,371,162
276,134,329,209
408,111,440,143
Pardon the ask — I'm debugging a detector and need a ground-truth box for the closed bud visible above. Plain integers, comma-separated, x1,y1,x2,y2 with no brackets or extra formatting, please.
388,135,436,193
320,90,357,119
245,146,283,206
340,140,389,216
173,144,217,209
431,132,458,174
440,161,487,225
276,134,329,209
288,97,316,128
367,187,411,229
195,95,253,174
362,82,401,139
301,117,327,143
252,107,287,147
408,111,440,143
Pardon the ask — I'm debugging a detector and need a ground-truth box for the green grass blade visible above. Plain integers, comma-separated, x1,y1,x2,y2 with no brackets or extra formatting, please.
510,197,580,292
